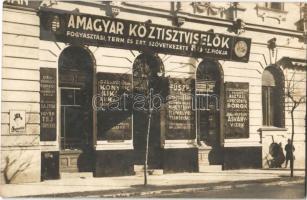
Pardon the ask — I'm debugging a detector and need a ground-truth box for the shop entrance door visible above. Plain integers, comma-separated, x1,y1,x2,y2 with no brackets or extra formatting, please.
132,53,165,169
59,46,94,172
196,60,223,165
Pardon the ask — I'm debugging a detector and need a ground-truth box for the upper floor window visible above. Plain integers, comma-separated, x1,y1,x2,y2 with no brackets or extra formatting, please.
300,3,307,19
262,66,285,127
265,2,284,11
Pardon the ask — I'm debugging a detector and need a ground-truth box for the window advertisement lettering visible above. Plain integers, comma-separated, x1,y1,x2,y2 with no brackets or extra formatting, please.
166,78,195,140
40,68,57,141
96,73,132,141
224,82,249,139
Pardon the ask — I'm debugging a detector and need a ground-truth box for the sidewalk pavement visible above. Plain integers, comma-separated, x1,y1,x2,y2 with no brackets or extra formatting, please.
0,169,305,197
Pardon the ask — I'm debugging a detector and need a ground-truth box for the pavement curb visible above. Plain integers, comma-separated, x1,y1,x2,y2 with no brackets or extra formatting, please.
27,176,304,198
99,177,305,198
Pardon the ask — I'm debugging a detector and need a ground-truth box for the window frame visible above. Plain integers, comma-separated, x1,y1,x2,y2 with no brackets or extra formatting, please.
264,2,285,11
262,86,275,126
262,66,285,128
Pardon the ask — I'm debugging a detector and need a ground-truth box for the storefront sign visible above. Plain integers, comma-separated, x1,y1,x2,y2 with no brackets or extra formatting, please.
96,73,132,140
224,82,249,139
10,110,26,133
196,80,216,93
40,68,57,141
3,0,40,7
195,79,219,111
4,0,29,5
40,8,251,62
166,78,195,139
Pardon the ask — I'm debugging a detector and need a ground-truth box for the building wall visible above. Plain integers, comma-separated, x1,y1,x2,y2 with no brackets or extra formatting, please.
1,6,40,183
1,1,306,183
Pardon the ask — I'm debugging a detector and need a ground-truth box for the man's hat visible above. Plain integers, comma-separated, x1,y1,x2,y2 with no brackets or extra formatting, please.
14,113,23,120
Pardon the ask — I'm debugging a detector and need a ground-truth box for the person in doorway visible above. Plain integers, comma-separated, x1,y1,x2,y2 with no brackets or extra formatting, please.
276,143,285,168
285,139,295,168
269,142,285,168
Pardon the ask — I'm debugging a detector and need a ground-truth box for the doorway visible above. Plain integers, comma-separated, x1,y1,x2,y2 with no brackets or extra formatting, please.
58,46,94,172
132,53,165,169
196,59,223,164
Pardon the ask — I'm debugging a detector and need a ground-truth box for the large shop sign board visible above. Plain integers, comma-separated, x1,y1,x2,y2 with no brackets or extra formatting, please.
40,8,251,62
40,68,57,141
224,82,249,139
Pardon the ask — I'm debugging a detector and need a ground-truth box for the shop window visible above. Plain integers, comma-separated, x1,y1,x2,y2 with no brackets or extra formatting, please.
265,2,284,11
262,66,285,127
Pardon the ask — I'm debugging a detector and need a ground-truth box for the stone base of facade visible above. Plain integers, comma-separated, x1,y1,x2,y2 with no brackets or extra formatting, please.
1,149,41,184
163,148,198,173
223,147,262,169
93,150,134,177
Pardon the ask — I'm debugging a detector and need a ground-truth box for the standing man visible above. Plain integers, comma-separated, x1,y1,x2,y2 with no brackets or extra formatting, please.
285,139,295,168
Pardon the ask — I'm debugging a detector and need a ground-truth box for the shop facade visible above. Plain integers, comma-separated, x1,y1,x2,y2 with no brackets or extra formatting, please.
1,1,306,183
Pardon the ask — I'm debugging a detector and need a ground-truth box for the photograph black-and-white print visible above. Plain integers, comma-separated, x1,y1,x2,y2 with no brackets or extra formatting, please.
0,1,306,199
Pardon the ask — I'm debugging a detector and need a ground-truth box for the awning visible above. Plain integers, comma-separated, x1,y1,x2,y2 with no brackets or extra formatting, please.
277,57,307,68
